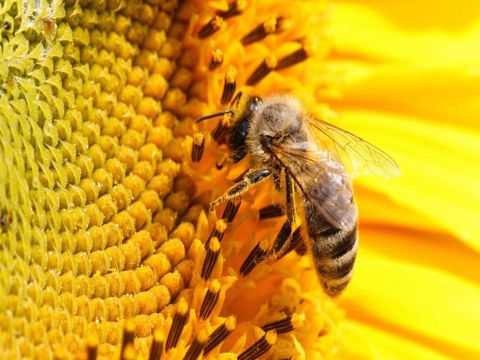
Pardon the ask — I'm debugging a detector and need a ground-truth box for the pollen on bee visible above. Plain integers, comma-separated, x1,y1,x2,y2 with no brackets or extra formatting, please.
191,132,205,163
209,48,224,70
238,330,277,360
246,55,277,86
221,67,237,105
198,16,224,39
204,316,236,355
199,279,221,319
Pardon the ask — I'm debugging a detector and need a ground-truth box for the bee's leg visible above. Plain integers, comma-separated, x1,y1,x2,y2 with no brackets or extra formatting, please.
267,172,297,258
209,167,272,212
240,172,299,276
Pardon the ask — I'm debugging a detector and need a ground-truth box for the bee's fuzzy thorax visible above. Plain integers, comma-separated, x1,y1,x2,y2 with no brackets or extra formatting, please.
246,94,308,166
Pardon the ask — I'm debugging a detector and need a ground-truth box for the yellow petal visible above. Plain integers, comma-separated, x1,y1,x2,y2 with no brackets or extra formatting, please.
335,319,453,360
333,109,480,251
341,227,480,358
331,1,480,66
329,62,480,130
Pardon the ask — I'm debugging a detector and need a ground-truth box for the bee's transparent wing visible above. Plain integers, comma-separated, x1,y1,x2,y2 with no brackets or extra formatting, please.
303,115,400,178
271,143,356,230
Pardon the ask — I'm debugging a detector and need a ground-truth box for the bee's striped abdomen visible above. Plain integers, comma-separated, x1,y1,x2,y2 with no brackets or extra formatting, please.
303,199,358,296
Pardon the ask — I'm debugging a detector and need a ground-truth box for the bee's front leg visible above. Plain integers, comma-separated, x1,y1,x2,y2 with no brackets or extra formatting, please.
209,167,272,212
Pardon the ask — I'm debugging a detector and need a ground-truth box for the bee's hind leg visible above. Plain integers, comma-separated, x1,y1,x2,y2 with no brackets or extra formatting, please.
266,172,299,260
240,172,303,276
209,167,272,212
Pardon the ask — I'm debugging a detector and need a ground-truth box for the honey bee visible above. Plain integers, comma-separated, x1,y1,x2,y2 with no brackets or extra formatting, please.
196,93,399,296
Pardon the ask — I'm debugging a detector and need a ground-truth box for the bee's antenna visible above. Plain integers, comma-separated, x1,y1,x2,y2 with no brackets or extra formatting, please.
195,109,233,123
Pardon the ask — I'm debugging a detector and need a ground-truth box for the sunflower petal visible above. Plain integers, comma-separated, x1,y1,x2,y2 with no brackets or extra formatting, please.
341,231,480,358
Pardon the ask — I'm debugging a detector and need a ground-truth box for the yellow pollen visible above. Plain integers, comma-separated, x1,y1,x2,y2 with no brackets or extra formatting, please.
265,55,278,69
226,66,238,84
263,17,278,33
210,279,222,294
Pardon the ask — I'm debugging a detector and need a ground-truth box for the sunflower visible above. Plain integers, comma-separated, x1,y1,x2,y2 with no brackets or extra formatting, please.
0,0,479,359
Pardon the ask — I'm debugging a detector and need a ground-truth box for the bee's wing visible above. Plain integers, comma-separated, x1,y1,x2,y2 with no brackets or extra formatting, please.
271,143,356,230
303,115,400,178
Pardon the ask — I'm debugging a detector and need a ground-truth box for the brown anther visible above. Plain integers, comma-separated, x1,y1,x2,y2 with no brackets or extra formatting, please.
204,316,236,355
165,299,189,351
201,237,221,280
222,198,241,222
209,49,224,70
199,16,223,38
86,334,99,360
279,227,305,259
261,313,304,334
191,132,205,163
258,204,284,220
199,279,221,319
246,55,277,86
183,329,208,360
242,17,285,45
211,113,232,144
149,328,164,360
120,320,135,360
221,67,237,105
205,219,227,248
238,331,277,360
217,0,247,19
276,47,308,69
239,239,269,276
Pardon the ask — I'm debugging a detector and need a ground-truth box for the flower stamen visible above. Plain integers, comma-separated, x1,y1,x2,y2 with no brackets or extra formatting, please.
279,227,305,259
86,334,98,360
201,237,221,280
258,204,284,220
183,329,208,360
165,299,189,351
276,47,308,69
240,239,270,276
261,313,305,334
211,113,232,143
247,55,277,86
191,132,205,163
222,198,241,223
209,49,224,70
204,316,236,355
221,67,238,105
199,279,221,319
120,319,135,360
149,328,164,360
206,219,228,247
199,16,224,39
241,17,285,45
238,330,277,360
217,0,248,19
